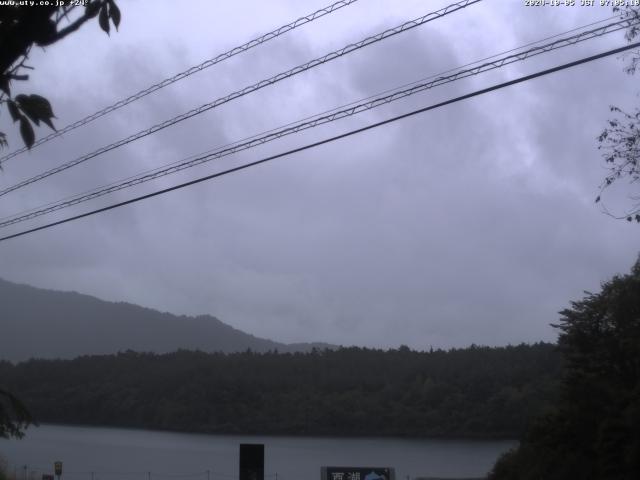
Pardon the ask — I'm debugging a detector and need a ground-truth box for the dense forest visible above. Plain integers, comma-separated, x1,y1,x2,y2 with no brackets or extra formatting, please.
489,258,640,479
0,343,560,438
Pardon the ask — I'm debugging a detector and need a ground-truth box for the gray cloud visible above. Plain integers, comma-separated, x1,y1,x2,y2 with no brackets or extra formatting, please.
1,0,638,351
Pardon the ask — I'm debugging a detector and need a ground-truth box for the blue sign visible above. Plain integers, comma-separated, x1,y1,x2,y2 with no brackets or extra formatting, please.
322,467,394,480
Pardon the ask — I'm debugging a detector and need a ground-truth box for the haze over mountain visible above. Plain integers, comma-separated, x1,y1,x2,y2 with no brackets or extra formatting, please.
0,278,336,362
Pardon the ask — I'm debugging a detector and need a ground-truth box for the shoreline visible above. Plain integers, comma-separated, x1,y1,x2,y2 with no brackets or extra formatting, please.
24,422,519,443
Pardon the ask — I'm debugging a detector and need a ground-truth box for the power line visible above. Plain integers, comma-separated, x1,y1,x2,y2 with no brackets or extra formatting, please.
0,0,481,198
0,0,360,166
1,16,623,229
0,16,633,229
1,41,638,244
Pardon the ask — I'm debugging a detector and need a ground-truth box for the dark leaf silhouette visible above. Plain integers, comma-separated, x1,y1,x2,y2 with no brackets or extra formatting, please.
0,1,116,148
0,388,34,439
19,117,35,149
0,75,9,96
99,4,110,34
84,0,102,18
7,100,20,122
109,0,121,29
16,94,56,130
85,1,102,18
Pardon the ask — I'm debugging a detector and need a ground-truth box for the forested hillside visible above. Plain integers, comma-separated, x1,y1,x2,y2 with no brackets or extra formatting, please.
489,258,640,479
0,344,560,438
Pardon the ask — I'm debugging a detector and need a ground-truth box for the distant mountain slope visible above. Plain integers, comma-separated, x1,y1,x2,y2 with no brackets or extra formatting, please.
0,278,336,362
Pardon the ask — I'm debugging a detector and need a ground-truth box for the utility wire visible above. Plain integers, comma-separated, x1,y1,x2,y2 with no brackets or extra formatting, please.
0,0,481,198
0,16,633,229
0,16,629,226
0,16,623,226
1,41,638,244
0,0,360,165
1,12,624,221
0,13,624,228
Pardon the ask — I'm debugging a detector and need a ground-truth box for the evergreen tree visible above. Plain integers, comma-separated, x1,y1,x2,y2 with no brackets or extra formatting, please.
489,256,640,479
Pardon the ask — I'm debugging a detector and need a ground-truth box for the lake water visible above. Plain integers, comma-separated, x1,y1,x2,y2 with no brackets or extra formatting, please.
0,425,515,480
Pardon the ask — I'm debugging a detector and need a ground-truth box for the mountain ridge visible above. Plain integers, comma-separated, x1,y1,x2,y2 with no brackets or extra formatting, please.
0,277,337,362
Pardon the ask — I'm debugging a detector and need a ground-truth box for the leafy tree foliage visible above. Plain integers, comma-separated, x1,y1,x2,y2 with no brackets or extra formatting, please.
0,388,33,439
489,256,640,479
0,0,121,442
0,454,10,480
597,7,640,222
0,343,560,438
0,0,120,150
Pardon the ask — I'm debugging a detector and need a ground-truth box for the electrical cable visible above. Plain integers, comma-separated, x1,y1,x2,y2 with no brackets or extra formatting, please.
0,0,360,165
3,12,621,222
0,0,481,197
1,41,638,244
0,16,633,229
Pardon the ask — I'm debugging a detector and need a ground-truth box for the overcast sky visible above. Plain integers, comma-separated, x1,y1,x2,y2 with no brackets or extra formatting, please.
0,0,638,350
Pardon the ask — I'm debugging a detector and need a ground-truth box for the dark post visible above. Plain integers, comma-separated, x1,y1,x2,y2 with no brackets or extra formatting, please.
239,444,264,480
54,461,62,480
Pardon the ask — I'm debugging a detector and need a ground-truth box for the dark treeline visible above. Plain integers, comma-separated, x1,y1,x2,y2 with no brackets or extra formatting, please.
489,258,640,479
0,343,560,438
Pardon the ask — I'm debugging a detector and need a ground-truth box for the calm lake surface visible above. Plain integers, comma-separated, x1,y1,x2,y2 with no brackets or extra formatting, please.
1,425,515,480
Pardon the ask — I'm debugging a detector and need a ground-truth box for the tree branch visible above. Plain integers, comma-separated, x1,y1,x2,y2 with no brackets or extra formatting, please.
44,1,106,45
43,11,93,45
